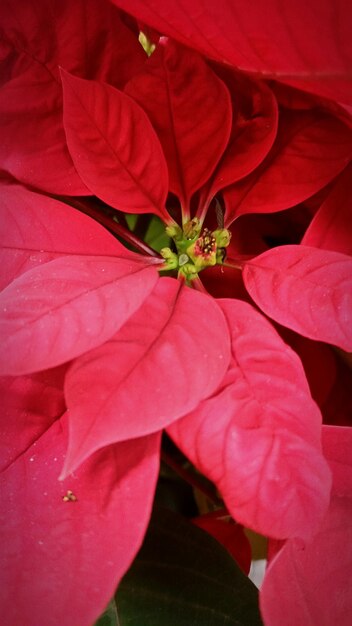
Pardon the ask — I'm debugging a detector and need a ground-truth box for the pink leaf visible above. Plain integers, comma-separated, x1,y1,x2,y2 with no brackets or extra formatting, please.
0,0,145,194
0,182,134,290
63,277,231,476
0,257,158,375
302,164,352,255
260,425,352,626
0,373,160,626
111,0,352,105
223,110,352,224
61,70,171,220
169,299,331,539
243,245,352,351
0,368,67,472
125,38,232,210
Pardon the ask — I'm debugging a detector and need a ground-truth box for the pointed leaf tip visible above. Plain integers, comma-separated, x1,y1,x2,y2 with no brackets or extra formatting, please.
61,69,171,220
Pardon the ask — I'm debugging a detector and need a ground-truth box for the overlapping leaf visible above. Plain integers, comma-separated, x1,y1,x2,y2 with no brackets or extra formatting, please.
260,426,352,626
243,245,352,351
201,70,278,203
223,110,352,224
0,183,134,289
0,256,159,375
61,70,170,220
0,374,160,626
0,0,145,194
302,164,352,255
125,38,232,210
116,507,262,626
169,299,331,539
192,517,252,574
111,0,352,105
62,278,231,476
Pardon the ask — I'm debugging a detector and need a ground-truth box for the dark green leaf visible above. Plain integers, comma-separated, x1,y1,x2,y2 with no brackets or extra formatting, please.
95,599,119,626
116,507,263,625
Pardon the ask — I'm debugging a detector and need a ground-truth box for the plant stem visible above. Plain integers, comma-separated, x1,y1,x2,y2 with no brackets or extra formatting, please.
62,197,161,258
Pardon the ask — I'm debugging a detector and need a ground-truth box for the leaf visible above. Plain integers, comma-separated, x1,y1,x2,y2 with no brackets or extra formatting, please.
61,70,171,220
125,38,232,210
278,331,337,408
0,0,145,194
0,368,67,472
260,425,352,626
223,110,352,224
94,599,119,626
192,517,252,574
0,256,159,375
62,277,231,476
111,0,352,105
202,70,278,200
0,182,134,290
0,372,160,626
243,245,352,351
302,163,352,255
116,506,262,626
169,299,331,539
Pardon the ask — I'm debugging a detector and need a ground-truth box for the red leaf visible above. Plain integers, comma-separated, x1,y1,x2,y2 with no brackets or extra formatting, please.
260,425,352,626
0,257,158,375
202,70,278,201
111,0,352,105
0,0,145,194
278,331,337,408
302,164,352,255
193,517,252,574
125,38,232,210
61,70,171,220
0,368,67,472
63,278,231,476
0,374,160,626
243,245,352,351
223,110,352,224
0,182,134,290
169,299,331,539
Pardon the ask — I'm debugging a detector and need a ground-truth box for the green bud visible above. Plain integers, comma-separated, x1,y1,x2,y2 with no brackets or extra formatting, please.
178,263,198,282
212,228,231,248
183,217,201,240
165,223,183,241
160,247,178,270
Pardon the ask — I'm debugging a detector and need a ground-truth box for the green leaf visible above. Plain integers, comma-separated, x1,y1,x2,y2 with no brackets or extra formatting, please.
145,215,171,251
116,507,263,625
95,599,119,626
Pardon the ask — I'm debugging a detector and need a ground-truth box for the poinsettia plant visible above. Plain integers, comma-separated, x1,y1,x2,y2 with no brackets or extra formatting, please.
1,0,352,624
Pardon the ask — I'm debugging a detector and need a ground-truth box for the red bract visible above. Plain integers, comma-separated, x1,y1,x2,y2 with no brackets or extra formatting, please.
111,0,352,105
302,163,352,255
0,371,161,626
243,245,352,351
1,5,351,625
168,299,331,539
125,38,232,213
260,426,352,626
223,109,352,222
61,69,171,220
0,0,145,194
62,277,231,476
